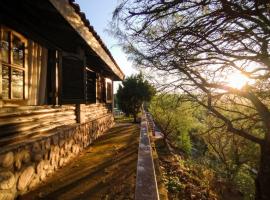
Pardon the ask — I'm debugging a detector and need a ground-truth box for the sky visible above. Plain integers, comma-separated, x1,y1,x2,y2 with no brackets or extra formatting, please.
75,0,138,93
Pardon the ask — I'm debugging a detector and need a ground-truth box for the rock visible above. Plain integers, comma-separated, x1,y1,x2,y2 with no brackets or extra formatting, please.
59,140,65,148
0,171,15,190
15,150,31,170
59,132,65,140
49,146,57,160
71,145,77,154
17,166,35,191
69,139,74,146
45,138,51,150
43,150,50,160
36,161,44,176
21,151,31,164
59,158,65,167
64,141,69,150
71,144,80,155
46,166,54,176
52,135,59,145
28,174,40,189
0,152,14,168
33,153,43,162
49,147,60,169
60,148,65,156
43,160,50,170
32,142,41,153
0,190,14,200
40,170,47,181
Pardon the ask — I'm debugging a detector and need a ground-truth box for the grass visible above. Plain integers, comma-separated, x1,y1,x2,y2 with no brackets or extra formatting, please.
114,115,134,123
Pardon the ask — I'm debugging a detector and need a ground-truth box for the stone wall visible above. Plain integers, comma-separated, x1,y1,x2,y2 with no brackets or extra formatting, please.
0,111,114,200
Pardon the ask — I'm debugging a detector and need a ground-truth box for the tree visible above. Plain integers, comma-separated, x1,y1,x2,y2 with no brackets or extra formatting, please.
116,73,155,122
113,1,270,199
149,94,200,154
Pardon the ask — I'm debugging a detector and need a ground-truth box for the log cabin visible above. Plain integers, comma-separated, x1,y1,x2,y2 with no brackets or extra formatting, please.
0,0,124,198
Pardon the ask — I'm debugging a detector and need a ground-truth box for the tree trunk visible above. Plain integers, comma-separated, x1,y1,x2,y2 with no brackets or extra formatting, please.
256,141,270,200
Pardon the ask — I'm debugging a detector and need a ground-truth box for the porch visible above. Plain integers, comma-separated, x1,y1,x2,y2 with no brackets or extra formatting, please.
19,121,139,200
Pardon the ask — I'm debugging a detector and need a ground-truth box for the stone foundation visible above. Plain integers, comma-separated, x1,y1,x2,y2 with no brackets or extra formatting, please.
0,114,114,200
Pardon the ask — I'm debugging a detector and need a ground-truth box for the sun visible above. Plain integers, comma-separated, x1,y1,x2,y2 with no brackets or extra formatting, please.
226,72,250,89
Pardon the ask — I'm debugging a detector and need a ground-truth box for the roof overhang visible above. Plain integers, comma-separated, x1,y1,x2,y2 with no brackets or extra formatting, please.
49,0,125,81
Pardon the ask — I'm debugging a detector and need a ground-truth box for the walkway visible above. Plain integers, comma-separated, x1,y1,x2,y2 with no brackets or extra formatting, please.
20,123,140,200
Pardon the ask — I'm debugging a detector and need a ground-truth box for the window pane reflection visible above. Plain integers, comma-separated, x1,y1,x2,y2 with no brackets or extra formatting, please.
2,65,9,99
12,35,24,66
1,31,9,63
12,70,23,99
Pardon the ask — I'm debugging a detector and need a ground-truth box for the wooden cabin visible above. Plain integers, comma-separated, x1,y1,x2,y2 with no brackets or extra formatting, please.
0,0,124,198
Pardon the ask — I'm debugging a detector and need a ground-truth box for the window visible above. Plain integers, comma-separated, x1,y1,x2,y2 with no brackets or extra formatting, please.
0,28,26,100
61,55,85,104
96,75,106,103
86,68,96,103
106,81,112,102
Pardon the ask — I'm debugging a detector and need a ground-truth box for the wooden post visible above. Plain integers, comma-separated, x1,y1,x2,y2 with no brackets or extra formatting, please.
76,104,85,124
112,81,114,114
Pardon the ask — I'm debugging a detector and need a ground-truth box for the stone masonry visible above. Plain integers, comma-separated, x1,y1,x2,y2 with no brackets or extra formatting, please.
0,114,114,200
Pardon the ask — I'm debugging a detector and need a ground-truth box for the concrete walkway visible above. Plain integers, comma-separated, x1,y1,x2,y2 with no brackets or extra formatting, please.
20,123,139,200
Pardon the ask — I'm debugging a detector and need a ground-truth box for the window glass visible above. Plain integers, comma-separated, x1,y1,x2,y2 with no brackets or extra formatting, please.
11,69,23,99
12,35,24,66
107,82,112,101
1,28,26,101
2,65,10,99
1,31,9,63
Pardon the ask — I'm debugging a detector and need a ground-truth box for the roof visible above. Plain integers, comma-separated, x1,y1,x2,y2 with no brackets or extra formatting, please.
49,0,125,80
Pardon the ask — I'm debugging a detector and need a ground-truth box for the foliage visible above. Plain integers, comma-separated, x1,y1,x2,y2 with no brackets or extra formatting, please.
114,115,134,123
156,140,218,200
166,176,184,193
149,94,201,154
150,93,260,199
113,0,270,198
116,73,155,122
234,166,256,200
176,132,192,155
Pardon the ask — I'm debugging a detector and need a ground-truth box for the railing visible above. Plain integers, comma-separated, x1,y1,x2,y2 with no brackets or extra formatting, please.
135,110,159,200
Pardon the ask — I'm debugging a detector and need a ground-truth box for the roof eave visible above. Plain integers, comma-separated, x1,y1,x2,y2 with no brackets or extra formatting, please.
49,0,125,80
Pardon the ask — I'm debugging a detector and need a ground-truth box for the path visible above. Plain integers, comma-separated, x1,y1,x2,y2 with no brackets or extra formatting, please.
20,123,140,200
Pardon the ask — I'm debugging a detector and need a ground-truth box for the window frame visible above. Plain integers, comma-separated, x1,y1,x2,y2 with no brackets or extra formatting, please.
0,26,28,105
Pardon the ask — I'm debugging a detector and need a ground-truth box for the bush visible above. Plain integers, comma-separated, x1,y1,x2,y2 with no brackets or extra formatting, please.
176,132,192,155
166,176,185,193
233,167,255,200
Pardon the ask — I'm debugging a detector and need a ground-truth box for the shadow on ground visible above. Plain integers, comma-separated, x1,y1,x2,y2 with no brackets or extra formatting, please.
19,123,140,200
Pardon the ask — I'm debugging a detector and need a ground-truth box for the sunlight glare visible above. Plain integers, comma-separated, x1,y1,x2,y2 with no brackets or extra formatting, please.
226,72,250,89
